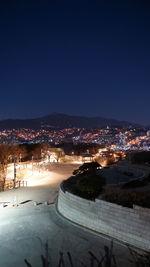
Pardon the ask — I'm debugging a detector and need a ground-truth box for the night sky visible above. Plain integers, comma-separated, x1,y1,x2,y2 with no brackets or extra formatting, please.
0,0,150,125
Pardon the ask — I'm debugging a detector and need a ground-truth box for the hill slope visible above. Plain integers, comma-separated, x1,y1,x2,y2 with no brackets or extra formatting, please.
0,113,139,129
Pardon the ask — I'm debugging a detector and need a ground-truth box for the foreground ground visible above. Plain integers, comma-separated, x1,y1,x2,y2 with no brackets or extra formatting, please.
0,204,137,267
0,163,143,267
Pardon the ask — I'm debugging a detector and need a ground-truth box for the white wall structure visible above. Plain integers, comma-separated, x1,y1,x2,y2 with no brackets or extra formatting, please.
57,184,150,252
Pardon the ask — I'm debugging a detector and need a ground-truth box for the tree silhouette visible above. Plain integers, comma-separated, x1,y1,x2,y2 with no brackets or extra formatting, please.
0,144,11,191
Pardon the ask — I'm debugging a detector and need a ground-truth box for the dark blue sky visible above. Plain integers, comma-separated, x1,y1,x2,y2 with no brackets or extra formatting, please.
0,0,150,125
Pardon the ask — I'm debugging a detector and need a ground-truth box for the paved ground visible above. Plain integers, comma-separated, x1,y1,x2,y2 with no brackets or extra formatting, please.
0,163,142,267
0,204,137,267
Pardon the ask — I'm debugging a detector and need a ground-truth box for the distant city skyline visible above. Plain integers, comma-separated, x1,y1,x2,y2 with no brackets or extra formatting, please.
0,1,150,125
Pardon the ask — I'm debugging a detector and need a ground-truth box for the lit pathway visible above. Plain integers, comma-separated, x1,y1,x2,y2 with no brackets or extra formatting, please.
0,163,80,205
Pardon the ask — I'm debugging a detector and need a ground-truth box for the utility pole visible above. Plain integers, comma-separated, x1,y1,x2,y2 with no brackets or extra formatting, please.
14,156,16,188
32,156,33,175
19,153,22,162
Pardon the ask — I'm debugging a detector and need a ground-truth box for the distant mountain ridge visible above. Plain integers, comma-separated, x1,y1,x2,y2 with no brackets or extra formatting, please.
0,113,140,129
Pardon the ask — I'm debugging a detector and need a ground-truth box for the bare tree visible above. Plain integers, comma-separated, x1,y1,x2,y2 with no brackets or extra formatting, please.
10,145,27,163
48,148,64,163
0,144,11,191
41,143,49,161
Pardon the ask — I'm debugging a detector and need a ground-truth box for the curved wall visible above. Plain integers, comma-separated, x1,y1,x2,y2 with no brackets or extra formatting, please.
57,184,150,252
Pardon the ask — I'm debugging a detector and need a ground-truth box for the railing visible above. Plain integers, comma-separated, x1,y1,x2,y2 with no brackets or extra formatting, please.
4,180,28,190
16,180,28,187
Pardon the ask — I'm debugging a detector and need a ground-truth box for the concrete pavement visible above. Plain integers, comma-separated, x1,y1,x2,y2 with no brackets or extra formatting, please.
0,204,135,267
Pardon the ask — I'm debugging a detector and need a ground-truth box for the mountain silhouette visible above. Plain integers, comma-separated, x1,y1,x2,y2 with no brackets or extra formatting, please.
0,113,140,129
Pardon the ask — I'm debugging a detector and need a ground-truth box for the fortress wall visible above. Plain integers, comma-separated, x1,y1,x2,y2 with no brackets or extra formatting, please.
57,184,150,251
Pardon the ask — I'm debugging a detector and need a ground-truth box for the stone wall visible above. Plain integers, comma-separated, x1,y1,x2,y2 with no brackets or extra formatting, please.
57,184,150,251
